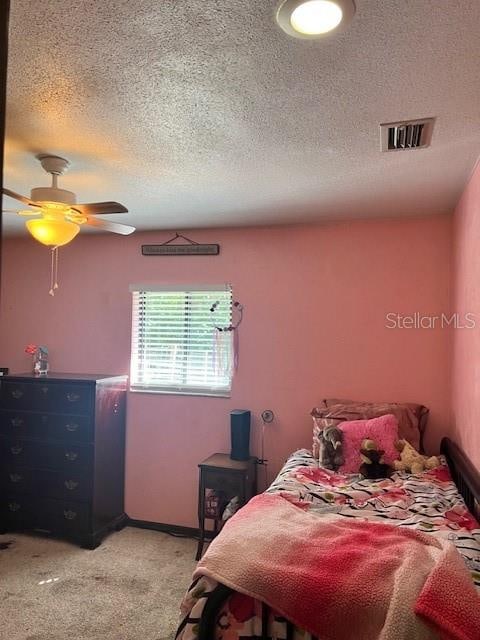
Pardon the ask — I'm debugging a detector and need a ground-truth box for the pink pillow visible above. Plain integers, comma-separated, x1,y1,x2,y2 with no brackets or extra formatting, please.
338,414,400,474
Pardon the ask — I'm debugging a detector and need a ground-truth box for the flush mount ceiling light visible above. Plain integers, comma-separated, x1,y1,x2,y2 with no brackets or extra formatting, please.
276,0,355,39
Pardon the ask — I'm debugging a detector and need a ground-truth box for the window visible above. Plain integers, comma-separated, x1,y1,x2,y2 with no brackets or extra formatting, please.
130,284,233,396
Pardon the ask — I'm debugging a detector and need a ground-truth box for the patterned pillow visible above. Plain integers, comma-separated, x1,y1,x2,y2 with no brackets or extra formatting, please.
312,399,428,453
337,414,400,474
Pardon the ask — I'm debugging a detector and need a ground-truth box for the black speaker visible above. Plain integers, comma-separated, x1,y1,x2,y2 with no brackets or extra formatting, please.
230,410,251,461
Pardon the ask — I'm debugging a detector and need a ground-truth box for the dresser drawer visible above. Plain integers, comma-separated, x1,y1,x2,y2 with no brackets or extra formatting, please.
0,410,50,439
59,443,94,472
0,495,36,529
0,465,92,502
1,496,90,535
49,414,93,442
0,381,94,415
33,383,94,415
38,469,92,502
40,498,91,534
0,411,93,443
0,438,93,472
0,382,34,409
0,466,34,495
43,384,93,415
0,438,33,466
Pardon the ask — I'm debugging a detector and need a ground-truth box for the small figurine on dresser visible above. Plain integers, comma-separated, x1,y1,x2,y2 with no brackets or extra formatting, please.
25,344,49,375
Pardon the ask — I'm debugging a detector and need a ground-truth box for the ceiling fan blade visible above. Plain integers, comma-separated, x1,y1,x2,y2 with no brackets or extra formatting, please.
73,201,128,216
2,187,37,207
83,216,135,235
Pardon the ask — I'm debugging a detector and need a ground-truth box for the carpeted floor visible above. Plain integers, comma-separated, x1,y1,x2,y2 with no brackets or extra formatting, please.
0,527,197,640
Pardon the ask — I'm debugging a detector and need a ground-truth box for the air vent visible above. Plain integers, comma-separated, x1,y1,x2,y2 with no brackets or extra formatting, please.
380,118,434,152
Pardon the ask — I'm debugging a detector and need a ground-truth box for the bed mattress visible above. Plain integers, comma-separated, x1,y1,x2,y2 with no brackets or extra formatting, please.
177,449,480,639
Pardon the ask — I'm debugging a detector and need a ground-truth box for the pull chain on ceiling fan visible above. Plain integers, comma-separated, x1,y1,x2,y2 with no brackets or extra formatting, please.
2,154,136,295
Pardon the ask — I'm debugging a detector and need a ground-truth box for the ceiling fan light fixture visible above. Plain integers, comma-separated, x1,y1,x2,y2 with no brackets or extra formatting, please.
26,218,80,247
276,0,355,38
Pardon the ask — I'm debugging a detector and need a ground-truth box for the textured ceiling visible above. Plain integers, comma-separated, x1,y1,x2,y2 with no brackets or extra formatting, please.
3,0,480,234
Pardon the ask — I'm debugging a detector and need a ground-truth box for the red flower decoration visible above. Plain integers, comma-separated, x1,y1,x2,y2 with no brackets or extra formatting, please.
25,344,38,355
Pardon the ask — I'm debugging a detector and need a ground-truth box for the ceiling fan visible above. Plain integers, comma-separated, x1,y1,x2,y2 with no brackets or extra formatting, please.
2,153,135,247
2,154,135,295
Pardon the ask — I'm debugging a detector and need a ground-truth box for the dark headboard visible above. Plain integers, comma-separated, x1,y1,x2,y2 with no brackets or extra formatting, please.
441,437,480,521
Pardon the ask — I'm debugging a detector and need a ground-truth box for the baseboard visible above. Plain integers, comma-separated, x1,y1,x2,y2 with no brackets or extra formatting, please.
127,518,214,540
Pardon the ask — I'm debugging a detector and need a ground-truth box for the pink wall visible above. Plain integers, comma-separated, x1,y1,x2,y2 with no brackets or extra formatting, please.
452,160,480,469
0,216,452,527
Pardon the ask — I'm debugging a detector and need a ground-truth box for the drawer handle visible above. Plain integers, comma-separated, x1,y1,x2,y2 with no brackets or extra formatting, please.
41,415,48,424
11,389,24,400
65,451,78,461
64,480,79,491
8,501,21,512
10,445,23,455
10,417,24,428
63,509,77,520
66,393,80,403
41,386,49,395
9,473,23,483
65,422,79,432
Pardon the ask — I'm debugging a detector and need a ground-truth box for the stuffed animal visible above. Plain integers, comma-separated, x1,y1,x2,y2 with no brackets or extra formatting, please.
318,424,344,470
359,438,393,479
393,439,440,474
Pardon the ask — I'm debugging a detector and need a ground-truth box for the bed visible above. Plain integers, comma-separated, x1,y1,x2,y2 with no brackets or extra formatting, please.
176,437,480,640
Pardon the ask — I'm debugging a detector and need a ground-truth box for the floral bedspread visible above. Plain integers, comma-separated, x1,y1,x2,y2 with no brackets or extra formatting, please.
176,449,480,640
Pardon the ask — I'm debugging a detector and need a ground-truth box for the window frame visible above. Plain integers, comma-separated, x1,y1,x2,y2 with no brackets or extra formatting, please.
129,283,233,398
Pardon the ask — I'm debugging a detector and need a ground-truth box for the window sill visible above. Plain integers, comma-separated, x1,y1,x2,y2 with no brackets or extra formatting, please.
129,386,231,399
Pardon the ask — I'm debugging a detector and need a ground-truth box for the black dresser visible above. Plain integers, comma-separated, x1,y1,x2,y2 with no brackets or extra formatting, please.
0,373,127,549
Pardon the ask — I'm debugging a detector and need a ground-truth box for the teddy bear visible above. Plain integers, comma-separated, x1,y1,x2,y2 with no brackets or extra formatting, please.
393,439,440,474
318,424,344,470
359,439,393,479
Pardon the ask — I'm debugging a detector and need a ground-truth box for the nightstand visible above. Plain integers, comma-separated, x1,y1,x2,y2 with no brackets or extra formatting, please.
196,453,256,560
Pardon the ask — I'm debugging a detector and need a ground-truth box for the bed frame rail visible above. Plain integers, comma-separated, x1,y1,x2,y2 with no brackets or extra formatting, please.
441,437,480,520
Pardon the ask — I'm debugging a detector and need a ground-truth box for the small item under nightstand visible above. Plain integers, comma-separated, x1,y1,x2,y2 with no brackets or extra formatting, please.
196,453,257,560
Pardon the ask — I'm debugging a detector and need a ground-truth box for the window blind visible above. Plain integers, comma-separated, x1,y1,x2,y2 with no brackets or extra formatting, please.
130,285,233,396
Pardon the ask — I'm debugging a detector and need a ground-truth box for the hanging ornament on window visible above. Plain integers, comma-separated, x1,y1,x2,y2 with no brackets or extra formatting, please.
210,299,243,375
